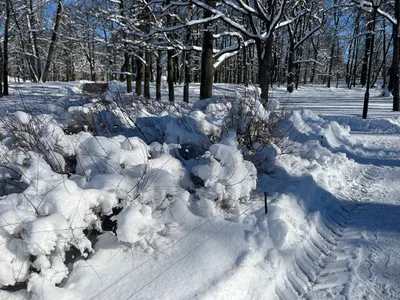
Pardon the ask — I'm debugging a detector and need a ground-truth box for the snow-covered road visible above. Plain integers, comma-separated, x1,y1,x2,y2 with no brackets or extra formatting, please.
276,163,400,300
217,85,400,299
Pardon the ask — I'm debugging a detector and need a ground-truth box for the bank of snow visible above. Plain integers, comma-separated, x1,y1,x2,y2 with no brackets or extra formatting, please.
1,82,399,300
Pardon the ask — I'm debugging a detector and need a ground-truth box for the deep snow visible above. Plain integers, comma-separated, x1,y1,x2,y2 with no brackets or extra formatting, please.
0,81,399,300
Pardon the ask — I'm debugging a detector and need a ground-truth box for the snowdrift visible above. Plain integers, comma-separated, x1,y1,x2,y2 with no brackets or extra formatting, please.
0,82,379,299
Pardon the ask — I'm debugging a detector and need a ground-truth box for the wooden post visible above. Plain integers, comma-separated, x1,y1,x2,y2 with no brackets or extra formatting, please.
264,192,269,215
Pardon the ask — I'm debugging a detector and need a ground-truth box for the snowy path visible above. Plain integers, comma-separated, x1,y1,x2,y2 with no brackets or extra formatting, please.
274,136,400,300
309,164,400,300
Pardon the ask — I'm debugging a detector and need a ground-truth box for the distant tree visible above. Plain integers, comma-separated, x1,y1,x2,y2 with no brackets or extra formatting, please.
390,0,399,111
42,0,63,82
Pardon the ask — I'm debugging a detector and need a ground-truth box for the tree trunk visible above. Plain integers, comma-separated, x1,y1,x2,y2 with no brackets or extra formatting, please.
257,36,273,104
287,39,295,93
348,39,357,88
156,51,162,100
327,2,340,89
352,37,359,87
200,0,216,99
183,28,191,103
125,52,132,92
390,0,400,111
360,22,373,87
136,54,143,96
150,54,154,82
119,0,132,92
41,0,63,82
29,0,41,80
382,18,387,89
174,55,179,83
3,0,10,95
0,42,3,97
165,0,175,101
167,49,175,101
243,46,248,86
345,40,353,87
144,50,151,99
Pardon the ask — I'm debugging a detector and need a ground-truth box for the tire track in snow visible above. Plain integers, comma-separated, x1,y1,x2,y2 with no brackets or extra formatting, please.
274,165,380,300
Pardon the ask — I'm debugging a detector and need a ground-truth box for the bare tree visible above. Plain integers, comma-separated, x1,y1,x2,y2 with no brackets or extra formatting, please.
41,0,63,82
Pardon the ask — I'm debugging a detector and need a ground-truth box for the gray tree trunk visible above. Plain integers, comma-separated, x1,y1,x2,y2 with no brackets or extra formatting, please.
41,0,63,82
29,0,41,80
183,28,191,103
136,54,143,96
200,0,216,100
144,50,151,99
156,51,162,100
360,22,373,87
119,0,132,92
3,0,10,95
257,35,274,103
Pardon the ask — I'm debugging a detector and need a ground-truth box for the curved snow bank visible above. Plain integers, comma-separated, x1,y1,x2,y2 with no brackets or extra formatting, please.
268,193,309,249
324,115,400,134
282,109,355,150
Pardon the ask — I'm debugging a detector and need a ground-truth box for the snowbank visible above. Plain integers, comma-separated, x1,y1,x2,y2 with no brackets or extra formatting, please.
1,83,390,300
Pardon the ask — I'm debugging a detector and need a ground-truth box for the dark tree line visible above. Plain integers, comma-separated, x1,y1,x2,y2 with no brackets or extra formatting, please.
0,0,399,111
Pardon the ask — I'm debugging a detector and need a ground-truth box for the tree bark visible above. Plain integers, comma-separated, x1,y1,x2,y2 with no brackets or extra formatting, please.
243,46,248,86
257,35,273,103
136,54,143,96
165,0,175,102
3,0,10,95
0,42,3,97
41,0,63,82
167,49,175,101
352,37,359,87
183,28,191,103
348,14,360,89
327,1,340,89
310,38,319,84
28,0,41,80
144,50,151,99
119,0,132,92
360,22,373,87
390,0,400,111
287,40,295,92
156,51,162,100
200,0,216,100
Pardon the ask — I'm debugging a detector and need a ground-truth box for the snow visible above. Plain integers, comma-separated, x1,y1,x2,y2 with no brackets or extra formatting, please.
0,81,400,300
113,204,159,245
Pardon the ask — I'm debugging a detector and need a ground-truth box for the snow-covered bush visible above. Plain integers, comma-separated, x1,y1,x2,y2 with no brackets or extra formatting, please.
67,102,134,135
193,93,288,173
0,133,194,291
190,132,257,216
0,153,99,289
1,82,335,297
223,94,286,151
0,111,75,174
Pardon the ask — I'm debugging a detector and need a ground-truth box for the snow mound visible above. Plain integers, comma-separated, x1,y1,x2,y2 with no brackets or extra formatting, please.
192,132,257,216
113,204,159,245
325,115,400,134
282,109,355,150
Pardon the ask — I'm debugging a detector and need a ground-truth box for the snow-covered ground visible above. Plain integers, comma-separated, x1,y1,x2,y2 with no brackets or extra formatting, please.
0,82,399,300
